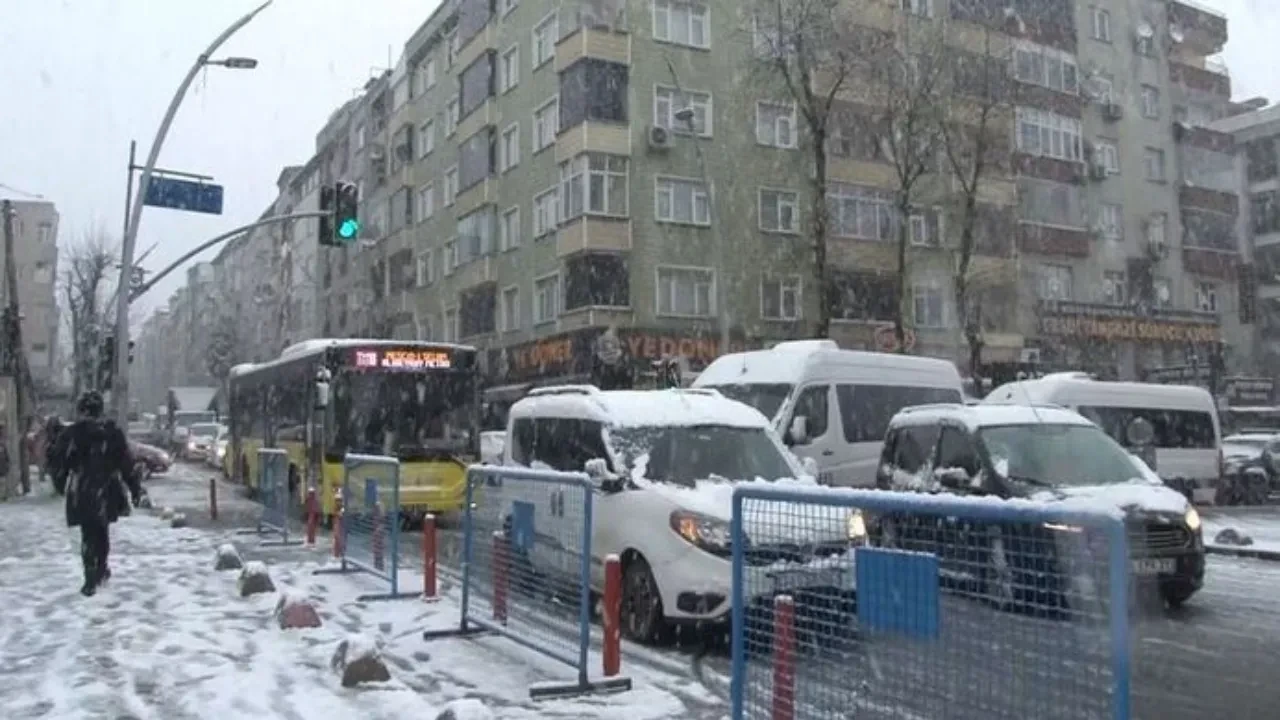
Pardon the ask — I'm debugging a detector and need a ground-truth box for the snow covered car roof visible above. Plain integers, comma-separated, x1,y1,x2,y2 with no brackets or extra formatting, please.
508,385,773,429
889,402,1096,432
984,371,1216,411
694,339,961,387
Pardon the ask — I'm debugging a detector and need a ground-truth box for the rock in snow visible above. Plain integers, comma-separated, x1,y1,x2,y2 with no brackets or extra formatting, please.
237,561,275,597
159,506,175,520
137,494,153,510
214,544,243,571
1215,528,1254,547
274,591,322,629
330,634,391,687
435,698,494,720
169,513,189,529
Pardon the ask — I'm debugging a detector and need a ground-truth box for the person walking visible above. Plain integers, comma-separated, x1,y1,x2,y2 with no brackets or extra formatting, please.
53,391,141,596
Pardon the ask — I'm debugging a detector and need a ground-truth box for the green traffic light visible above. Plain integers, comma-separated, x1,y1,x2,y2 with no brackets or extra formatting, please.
338,218,360,239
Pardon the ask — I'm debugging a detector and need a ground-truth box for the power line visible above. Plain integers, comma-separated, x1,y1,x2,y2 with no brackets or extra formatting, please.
0,183,44,200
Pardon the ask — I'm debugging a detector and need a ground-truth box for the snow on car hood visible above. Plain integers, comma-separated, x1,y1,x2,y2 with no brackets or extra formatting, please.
1029,459,1190,518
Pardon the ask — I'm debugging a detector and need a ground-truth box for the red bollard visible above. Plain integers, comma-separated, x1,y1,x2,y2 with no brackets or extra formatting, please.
333,494,345,560
423,514,438,600
372,501,386,571
602,554,622,677
771,595,796,720
492,532,509,624
209,476,218,521
304,487,318,546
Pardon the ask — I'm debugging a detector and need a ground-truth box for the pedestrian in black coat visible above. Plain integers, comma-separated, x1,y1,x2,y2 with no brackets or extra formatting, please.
54,391,142,596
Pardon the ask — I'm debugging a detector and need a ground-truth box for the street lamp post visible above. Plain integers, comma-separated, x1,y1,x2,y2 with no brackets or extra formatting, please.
110,1,271,424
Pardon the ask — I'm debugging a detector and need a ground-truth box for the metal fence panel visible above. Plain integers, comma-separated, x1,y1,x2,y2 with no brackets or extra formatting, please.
238,448,299,546
315,453,416,601
730,486,1130,720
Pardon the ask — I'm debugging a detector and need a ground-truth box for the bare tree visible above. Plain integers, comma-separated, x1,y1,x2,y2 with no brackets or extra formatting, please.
748,0,860,339
60,229,119,396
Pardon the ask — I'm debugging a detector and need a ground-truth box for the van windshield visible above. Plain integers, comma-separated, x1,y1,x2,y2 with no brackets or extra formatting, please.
611,425,794,488
980,423,1142,488
701,384,792,420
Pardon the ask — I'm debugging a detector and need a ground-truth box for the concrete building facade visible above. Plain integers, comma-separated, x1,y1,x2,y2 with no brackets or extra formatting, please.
1,199,59,385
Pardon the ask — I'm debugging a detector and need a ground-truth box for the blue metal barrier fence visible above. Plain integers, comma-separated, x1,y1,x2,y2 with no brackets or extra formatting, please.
237,448,300,547
314,453,416,602
423,465,630,699
730,486,1131,720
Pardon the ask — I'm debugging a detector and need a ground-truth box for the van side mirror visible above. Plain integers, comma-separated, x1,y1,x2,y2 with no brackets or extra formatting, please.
788,416,809,446
936,467,971,489
801,456,820,479
585,458,623,492
314,368,332,410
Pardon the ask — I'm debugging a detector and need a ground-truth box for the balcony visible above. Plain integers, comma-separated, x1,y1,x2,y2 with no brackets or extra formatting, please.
1179,185,1239,216
557,216,631,257
556,26,630,71
1016,223,1090,258
1169,60,1231,98
1167,0,1228,55
1182,247,1239,280
1173,122,1234,154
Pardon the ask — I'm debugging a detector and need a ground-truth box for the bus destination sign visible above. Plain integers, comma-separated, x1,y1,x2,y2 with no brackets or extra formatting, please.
352,347,453,370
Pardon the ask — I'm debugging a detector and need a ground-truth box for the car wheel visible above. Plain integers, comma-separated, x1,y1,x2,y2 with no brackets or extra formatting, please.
1161,584,1196,609
621,555,669,645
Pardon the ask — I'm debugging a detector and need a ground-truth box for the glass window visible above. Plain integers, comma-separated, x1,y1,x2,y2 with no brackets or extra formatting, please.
1076,407,1216,449
656,177,710,224
756,101,796,148
654,85,712,135
652,0,710,49
790,385,829,439
656,266,714,316
836,385,964,443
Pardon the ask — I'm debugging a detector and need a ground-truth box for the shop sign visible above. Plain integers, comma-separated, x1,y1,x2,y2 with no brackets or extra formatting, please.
1225,377,1275,405
494,328,757,383
1039,315,1219,343
621,331,750,368
873,324,916,353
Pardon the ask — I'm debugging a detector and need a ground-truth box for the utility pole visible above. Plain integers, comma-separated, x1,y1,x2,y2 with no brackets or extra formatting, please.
2,200,31,496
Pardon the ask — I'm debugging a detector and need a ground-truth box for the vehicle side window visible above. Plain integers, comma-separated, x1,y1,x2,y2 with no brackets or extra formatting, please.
1079,406,1216,449
836,384,964,443
510,418,535,464
791,385,830,440
936,427,980,477
528,418,610,472
894,424,941,474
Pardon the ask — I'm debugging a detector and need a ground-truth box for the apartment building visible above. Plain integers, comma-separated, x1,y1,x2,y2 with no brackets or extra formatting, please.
0,198,59,385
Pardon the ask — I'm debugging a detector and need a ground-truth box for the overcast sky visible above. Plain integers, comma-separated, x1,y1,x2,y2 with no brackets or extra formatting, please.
0,0,1276,324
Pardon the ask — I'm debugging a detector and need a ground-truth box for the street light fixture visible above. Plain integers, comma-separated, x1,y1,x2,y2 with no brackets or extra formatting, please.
208,56,259,69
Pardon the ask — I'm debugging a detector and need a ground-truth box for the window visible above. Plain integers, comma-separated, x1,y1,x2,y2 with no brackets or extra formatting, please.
416,253,432,287
656,266,715,317
912,284,944,328
501,285,520,332
1102,271,1126,304
655,177,710,225
836,385,963,444
1253,190,1280,235
560,153,629,220
1146,212,1167,248
1098,202,1122,239
1038,264,1072,300
459,53,496,119
421,58,437,92
652,1,709,49
1013,42,1078,94
533,96,559,151
533,12,558,67
446,99,459,135
559,59,629,129
443,307,458,342
444,239,459,274
1017,178,1084,228
1080,407,1216,450
417,183,435,221
419,120,435,158
790,385,829,440
500,205,521,251
1092,74,1114,104
501,123,521,172
1247,138,1278,183
36,224,52,244
761,276,801,320
356,124,366,149
565,253,630,309
654,86,712,136
908,215,931,246
1154,277,1172,307
1195,282,1218,313
534,273,560,323
458,127,496,191
501,45,520,92
759,188,799,233
756,101,796,149
1143,147,1166,182
444,166,458,205
751,15,791,59
1095,138,1119,173
1140,85,1160,118
828,183,895,241
1016,107,1083,162
902,0,932,18
1090,6,1111,42
534,186,559,237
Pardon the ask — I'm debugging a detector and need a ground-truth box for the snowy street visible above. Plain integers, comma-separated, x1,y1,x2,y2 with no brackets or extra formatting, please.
0,465,725,720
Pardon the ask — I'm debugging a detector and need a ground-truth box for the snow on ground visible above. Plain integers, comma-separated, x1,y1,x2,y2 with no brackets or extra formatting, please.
1203,507,1280,554
0,471,725,720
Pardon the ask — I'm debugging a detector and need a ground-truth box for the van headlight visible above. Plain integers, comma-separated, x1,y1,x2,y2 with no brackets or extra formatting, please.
847,510,867,544
1185,507,1201,532
669,510,731,555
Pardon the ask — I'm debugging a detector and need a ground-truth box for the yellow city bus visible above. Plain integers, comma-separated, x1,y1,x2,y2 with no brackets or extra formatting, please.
227,339,480,521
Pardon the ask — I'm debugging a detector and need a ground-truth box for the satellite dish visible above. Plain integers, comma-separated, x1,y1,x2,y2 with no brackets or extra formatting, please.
1137,22,1155,39
1169,23,1185,43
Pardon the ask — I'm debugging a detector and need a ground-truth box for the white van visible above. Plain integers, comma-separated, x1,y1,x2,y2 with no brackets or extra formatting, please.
983,372,1222,503
693,340,965,487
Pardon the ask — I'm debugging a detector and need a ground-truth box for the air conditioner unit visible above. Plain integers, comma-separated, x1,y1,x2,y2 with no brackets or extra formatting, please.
1089,162,1109,180
1103,103,1124,121
1020,347,1042,364
647,125,672,150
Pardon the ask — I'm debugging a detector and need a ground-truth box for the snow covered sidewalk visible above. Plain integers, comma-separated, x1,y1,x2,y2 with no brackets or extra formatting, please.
0,483,721,720
1203,507,1280,561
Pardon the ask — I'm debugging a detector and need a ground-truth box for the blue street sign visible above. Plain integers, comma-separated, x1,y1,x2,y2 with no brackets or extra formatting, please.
142,176,224,215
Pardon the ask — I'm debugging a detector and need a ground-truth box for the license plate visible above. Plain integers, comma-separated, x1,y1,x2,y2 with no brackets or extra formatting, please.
1132,558,1175,575
767,566,855,593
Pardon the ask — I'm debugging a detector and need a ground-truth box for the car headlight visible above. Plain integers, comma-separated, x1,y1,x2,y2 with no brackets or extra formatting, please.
847,510,867,544
1185,507,1201,533
669,510,731,554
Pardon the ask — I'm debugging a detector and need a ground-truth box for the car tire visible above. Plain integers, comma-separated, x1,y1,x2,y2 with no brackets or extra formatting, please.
621,555,670,645
1161,585,1196,609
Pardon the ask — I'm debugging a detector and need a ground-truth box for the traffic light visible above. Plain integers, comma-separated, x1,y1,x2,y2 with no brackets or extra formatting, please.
318,184,336,247
334,182,360,244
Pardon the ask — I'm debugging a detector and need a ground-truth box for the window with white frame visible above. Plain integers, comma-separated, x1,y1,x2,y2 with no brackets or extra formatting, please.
534,273,560,323
445,239,459,274
912,284,945,327
761,276,801,320
1013,42,1079,94
501,285,520,331
422,57,437,91
533,13,558,67
1102,270,1126,304
443,307,458,342
501,123,521,172
1017,178,1085,228
356,124,367,149
1038,264,1073,300
828,183,895,240
500,205,521,251
1140,85,1160,118
656,266,715,317
656,177,710,225
533,96,558,151
1091,74,1114,104
756,101,796,149
909,215,931,246
1098,202,1122,239
1090,6,1111,42
1143,147,1166,182
416,253,432,286
1147,212,1167,247
751,15,789,59
444,167,458,205
560,153,629,220
1195,282,1218,312
902,0,933,18
655,86,713,136
1095,138,1120,173
533,186,559,237
1016,107,1083,162
419,120,435,158
446,99,459,135
652,1,709,49
417,183,435,221
759,188,799,233
1154,277,1173,307
501,45,520,92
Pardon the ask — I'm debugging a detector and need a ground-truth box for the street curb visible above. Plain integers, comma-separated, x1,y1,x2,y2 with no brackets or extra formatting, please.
1205,544,1280,561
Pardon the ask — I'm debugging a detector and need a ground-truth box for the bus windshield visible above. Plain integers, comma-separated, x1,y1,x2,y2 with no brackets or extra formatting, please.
331,370,474,459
